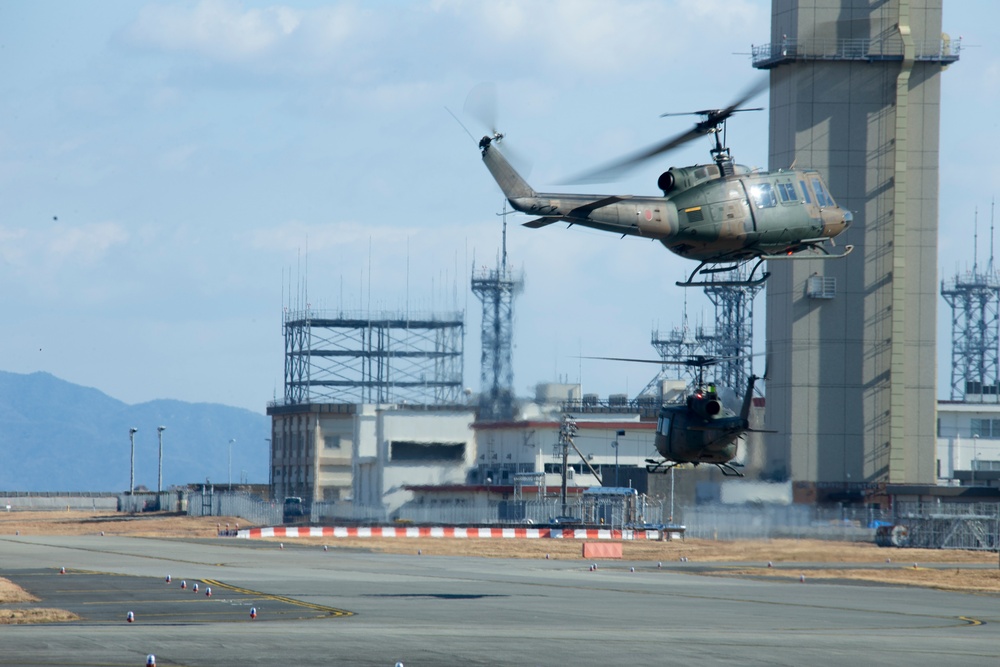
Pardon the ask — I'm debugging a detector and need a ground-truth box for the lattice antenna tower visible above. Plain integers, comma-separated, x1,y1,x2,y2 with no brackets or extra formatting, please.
471,203,524,420
701,265,764,392
638,292,705,400
941,203,1000,401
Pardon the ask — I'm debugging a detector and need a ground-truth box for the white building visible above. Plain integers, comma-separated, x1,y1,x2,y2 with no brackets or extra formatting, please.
936,401,1000,486
267,383,661,514
268,403,477,511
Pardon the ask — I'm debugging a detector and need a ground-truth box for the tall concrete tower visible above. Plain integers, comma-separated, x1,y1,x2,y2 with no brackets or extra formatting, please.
754,0,958,489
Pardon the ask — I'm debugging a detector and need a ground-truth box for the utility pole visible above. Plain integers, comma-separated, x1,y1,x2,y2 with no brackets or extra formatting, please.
558,415,577,517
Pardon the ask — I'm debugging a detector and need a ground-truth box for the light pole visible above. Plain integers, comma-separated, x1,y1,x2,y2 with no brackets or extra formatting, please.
157,426,166,494
669,466,675,523
228,438,236,489
612,440,619,487
973,434,979,487
612,430,625,487
128,427,138,494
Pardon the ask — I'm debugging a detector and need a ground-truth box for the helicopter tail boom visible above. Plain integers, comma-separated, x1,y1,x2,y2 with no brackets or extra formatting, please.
481,135,537,200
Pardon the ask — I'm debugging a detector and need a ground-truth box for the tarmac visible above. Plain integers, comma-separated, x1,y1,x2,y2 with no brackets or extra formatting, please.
1,534,999,666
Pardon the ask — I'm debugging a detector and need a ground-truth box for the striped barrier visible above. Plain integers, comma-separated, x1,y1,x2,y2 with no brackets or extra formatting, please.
237,526,662,540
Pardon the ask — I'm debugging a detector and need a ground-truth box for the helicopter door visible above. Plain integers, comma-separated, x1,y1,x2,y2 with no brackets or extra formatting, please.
657,415,672,445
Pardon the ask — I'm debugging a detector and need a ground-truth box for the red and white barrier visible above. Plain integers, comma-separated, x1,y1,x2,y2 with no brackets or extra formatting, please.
238,526,663,540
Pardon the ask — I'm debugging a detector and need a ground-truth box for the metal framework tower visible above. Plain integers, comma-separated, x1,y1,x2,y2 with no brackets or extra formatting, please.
637,312,708,400
471,213,523,421
641,267,762,400
702,267,764,392
941,209,1000,401
282,309,464,405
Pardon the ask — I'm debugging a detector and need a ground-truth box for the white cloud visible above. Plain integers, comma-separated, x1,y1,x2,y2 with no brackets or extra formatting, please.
125,0,305,62
48,221,130,265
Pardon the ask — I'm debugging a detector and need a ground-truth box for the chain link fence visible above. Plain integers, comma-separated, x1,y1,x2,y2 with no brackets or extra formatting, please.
1,492,118,512
675,504,891,542
185,490,282,528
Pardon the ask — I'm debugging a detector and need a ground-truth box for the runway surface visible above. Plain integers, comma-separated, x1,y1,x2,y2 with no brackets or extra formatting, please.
1,534,998,666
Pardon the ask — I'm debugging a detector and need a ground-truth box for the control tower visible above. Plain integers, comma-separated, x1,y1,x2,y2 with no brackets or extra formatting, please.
753,0,959,487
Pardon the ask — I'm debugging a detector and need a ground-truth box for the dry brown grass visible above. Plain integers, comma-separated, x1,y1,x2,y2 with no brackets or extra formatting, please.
281,533,998,565
0,577,39,604
0,608,80,624
0,576,79,625
0,510,244,538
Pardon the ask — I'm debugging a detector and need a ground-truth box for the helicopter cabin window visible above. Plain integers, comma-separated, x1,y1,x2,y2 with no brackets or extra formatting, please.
777,182,798,203
799,180,812,204
750,183,777,209
810,178,834,207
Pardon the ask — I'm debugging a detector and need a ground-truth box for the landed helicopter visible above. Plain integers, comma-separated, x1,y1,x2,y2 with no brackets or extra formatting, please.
474,81,853,287
590,355,773,477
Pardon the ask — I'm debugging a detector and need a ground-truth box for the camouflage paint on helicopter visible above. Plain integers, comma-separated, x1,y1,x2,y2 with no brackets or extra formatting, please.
475,82,852,286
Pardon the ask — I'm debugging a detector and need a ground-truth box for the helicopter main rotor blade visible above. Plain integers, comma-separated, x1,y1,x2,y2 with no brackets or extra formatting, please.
582,352,763,367
561,126,704,184
562,77,768,184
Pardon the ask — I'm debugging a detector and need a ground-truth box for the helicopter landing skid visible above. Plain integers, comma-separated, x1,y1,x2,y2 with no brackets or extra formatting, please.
645,458,745,477
713,462,745,477
676,258,769,288
760,243,854,262
645,458,680,474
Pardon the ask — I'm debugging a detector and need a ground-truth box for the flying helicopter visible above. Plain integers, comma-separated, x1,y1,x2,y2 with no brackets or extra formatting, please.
589,355,773,477
474,81,853,287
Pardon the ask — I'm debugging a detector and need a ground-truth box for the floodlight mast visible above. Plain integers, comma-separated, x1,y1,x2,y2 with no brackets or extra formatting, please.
128,427,138,495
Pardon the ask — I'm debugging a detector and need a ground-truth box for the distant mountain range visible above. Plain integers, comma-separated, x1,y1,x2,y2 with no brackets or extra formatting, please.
0,371,270,492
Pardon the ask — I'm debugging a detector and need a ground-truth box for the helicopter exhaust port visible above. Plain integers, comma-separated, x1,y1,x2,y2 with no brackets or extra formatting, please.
692,398,723,419
657,171,675,195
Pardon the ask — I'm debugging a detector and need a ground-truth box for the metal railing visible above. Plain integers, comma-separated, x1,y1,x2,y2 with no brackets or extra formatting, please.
752,37,960,67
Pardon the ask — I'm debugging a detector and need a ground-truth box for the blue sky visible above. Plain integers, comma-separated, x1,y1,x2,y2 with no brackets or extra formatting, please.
0,1,995,412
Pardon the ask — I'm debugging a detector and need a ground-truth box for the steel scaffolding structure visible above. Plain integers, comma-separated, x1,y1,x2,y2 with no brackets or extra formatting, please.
281,309,464,405
895,501,1000,551
471,216,523,421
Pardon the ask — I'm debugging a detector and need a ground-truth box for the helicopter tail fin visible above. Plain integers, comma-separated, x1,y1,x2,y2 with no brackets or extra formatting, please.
481,137,537,200
740,375,757,423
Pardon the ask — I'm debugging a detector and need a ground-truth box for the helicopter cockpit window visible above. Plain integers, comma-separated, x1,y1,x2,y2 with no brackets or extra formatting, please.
657,416,671,436
810,178,834,207
799,180,812,204
750,183,777,209
777,182,798,202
